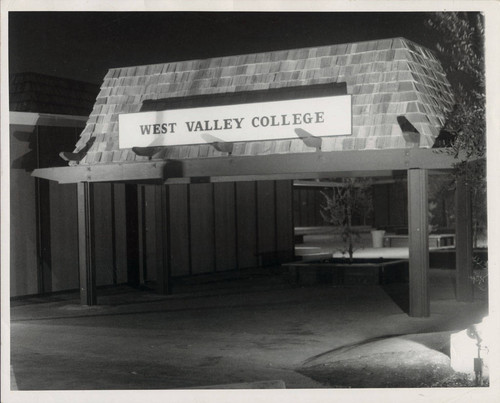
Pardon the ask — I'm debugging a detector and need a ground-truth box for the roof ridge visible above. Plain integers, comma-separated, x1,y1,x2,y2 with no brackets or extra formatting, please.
10,71,100,87
104,37,424,76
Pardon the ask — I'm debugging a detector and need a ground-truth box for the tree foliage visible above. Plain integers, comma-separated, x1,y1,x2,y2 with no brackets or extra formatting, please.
320,178,373,260
426,12,487,245
427,12,485,159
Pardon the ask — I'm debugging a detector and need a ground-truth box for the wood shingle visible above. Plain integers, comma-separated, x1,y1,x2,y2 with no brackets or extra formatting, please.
69,37,454,166
10,72,99,116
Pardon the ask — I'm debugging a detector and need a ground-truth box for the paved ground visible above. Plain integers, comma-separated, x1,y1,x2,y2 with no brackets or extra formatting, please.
9,267,488,391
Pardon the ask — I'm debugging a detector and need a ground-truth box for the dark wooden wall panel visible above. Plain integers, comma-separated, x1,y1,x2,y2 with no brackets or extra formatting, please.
390,182,408,227
137,186,146,284
299,189,307,227
236,181,257,268
125,185,140,286
168,184,191,276
214,182,237,271
306,190,316,225
295,188,309,227
93,183,114,286
49,182,79,291
373,184,390,229
144,185,158,282
10,125,39,296
315,190,325,225
293,189,301,227
293,187,326,227
275,180,294,261
256,181,276,256
298,189,307,226
373,183,408,230
189,183,215,274
154,185,170,293
38,179,52,292
113,184,129,284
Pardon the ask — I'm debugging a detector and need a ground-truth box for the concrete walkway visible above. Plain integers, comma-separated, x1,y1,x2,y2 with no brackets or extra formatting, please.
9,268,488,390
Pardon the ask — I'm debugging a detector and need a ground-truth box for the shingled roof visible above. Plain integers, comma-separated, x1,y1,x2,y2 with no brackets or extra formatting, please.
10,72,100,116
71,37,454,166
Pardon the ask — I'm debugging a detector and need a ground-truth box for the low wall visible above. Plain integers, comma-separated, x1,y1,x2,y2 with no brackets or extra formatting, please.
284,258,409,286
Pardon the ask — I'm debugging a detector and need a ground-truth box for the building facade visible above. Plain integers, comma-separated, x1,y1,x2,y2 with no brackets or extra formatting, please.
27,38,475,316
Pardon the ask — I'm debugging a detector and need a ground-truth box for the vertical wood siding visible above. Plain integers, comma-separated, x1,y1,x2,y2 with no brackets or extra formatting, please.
144,185,158,282
154,185,170,293
10,125,39,296
275,180,294,261
189,183,216,274
93,183,114,286
13,176,295,296
168,184,191,276
113,183,129,284
293,187,325,227
235,181,258,268
214,182,237,271
373,184,391,229
125,184,140,286
257,181,277,264
49,182,79,291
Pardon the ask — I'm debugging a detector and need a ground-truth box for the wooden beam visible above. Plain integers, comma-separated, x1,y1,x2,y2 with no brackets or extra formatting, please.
176,149,460,179
32,162,169,184
32,149,466,184
77,182,97,305
166,172,397,184
407,169,429,317
455,174,474,301
9,111,88,128
168,171,404,184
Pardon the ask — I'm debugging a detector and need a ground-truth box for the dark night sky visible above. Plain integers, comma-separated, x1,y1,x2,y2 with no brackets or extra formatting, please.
9,12,442,85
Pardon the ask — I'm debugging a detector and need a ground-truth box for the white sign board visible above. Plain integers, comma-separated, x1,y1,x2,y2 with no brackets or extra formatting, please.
118,95,352,148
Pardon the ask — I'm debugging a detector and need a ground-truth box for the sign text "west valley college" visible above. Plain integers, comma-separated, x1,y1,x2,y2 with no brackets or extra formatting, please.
118,95,352,148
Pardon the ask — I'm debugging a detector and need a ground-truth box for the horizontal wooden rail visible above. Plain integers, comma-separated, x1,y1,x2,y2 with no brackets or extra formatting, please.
32,148,465,184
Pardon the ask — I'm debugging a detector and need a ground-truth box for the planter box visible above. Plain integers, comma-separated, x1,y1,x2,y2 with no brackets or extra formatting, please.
429,248,488,269
284,258,409,286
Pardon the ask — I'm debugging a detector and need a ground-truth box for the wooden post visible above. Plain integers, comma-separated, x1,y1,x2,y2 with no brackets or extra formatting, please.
407,169,429,317
455,174,474,301
155,184,171,294
77,182,97,305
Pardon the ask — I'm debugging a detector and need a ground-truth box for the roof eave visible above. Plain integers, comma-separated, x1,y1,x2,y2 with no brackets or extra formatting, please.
32,148,464,184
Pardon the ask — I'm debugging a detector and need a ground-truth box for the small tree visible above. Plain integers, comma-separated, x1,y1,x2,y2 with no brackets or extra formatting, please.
320,178,373,261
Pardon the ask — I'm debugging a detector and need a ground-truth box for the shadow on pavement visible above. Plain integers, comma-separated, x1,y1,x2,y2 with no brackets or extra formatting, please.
381,282,409,314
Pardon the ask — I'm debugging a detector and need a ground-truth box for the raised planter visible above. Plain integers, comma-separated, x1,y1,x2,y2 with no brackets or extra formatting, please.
429,248,488,269
284,258,409,286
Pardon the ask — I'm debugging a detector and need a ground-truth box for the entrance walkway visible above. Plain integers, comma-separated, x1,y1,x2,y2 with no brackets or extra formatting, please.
10,268,488,390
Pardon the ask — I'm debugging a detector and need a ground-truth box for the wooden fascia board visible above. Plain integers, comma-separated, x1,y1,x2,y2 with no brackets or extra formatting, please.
176,149,460,179
10,111,88,128
32,162,168,184
32,148,460,184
